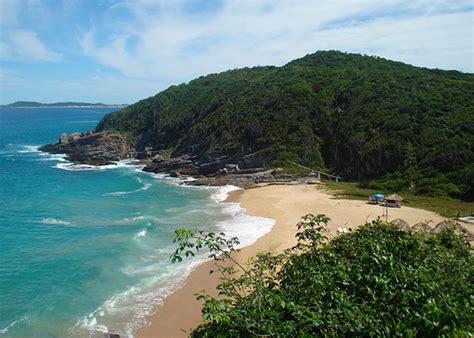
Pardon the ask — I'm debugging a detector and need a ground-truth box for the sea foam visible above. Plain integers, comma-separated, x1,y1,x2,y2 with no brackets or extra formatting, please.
53,159,144,172
39,218,72,225
104,177,151,196
76,183,275,337
17,145,41,153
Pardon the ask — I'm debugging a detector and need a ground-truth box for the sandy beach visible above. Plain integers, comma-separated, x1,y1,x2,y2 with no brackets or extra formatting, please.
137,183,446,337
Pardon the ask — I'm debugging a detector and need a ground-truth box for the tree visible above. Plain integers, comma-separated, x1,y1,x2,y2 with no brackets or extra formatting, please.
404,140,420,191
172,215,473,336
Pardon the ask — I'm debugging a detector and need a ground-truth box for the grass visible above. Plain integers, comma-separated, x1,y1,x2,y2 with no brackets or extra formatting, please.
324,181,474,218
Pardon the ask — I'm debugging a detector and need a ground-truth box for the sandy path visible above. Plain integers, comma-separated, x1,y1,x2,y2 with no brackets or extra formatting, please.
137,184,445,337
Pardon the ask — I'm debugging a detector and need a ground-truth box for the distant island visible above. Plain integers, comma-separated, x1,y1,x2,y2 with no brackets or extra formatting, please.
1,101,128,108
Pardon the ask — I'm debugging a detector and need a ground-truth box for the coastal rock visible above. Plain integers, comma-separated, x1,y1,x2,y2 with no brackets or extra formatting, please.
40,131,132,166
237,152,268,169
142,155,196,174
105,333,120,338
184,171,318,188
197,155,235,175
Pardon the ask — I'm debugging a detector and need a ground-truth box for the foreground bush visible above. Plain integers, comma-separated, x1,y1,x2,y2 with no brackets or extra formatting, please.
172,215,473,337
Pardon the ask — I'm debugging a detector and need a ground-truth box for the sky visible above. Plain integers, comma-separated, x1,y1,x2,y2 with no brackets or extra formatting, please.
0,0,473,105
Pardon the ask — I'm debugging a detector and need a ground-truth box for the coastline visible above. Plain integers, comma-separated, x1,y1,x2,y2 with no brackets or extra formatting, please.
136,183,446,337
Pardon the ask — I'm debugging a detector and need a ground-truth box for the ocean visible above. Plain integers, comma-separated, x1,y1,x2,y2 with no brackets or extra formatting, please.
0,108,274,337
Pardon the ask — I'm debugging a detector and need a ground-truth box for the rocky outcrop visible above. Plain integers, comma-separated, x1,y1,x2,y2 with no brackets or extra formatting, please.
142,151,270,177
142,155,197,174
40,131,132,165
186,171,320,188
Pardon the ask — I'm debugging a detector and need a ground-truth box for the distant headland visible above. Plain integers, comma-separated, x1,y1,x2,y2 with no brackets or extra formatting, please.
1,101,128,108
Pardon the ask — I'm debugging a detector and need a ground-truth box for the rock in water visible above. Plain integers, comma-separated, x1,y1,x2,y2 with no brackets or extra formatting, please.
40,131,132,166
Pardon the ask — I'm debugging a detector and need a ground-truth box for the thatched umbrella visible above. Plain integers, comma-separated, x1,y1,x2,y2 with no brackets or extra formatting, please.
411,222,432,233
391,218,411,232
431,221,474,241
386,193,404,202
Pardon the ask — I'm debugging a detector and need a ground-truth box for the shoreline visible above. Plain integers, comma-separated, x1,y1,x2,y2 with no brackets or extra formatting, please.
136,183,446,337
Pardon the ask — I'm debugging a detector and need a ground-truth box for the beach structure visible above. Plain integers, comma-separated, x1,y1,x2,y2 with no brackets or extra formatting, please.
385,193,403,208
368,193,385,204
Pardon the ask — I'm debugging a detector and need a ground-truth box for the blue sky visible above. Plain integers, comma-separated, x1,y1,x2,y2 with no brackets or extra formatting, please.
0,0,473,104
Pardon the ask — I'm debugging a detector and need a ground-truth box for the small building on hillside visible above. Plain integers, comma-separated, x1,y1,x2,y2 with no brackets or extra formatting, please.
368,193,385,204
385,193,403,208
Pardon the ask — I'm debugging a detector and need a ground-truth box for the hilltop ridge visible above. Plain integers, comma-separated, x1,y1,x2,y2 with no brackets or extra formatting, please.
43,51,474,200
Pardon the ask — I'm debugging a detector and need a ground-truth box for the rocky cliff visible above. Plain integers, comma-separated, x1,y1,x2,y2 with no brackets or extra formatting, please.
39,131,132,166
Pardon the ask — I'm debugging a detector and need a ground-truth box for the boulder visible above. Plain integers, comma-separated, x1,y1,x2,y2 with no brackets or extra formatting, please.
168,171,180,178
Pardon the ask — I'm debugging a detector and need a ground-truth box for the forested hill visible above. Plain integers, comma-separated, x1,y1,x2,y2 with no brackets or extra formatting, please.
97,51,474,200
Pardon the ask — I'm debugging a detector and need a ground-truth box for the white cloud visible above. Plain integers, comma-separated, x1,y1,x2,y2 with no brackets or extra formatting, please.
78,0,474,84
0,29,62,62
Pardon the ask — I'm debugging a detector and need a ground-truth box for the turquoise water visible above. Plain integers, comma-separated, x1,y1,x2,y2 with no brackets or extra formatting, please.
0,108,273,337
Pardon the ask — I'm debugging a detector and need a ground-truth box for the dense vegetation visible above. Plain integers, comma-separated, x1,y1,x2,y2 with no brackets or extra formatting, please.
97,51,474,200
172,215,473,336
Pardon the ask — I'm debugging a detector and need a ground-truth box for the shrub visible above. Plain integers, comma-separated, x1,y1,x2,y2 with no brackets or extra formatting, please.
172,215,473,337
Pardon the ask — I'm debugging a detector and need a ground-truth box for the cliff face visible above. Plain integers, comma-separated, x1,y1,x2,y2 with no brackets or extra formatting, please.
41,51,474,198
39,131,132,166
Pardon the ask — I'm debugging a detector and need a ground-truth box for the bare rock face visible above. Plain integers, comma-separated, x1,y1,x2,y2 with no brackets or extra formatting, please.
142,155,197,174
40,131,132,165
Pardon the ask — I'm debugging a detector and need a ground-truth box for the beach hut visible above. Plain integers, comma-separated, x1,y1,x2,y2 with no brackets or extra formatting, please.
368,193,385,204
385,193,403,208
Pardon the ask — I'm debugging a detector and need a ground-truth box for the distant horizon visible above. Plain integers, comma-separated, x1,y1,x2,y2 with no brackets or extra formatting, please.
1,0,473,105
2,100,129,105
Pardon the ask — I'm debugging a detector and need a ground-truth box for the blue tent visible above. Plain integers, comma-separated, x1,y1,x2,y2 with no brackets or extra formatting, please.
368,193,385,204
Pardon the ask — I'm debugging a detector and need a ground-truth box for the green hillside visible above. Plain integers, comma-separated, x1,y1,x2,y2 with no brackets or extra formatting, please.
97,51,474,200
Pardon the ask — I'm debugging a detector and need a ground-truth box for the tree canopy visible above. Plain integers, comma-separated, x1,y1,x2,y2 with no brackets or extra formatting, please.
97,51,474,199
